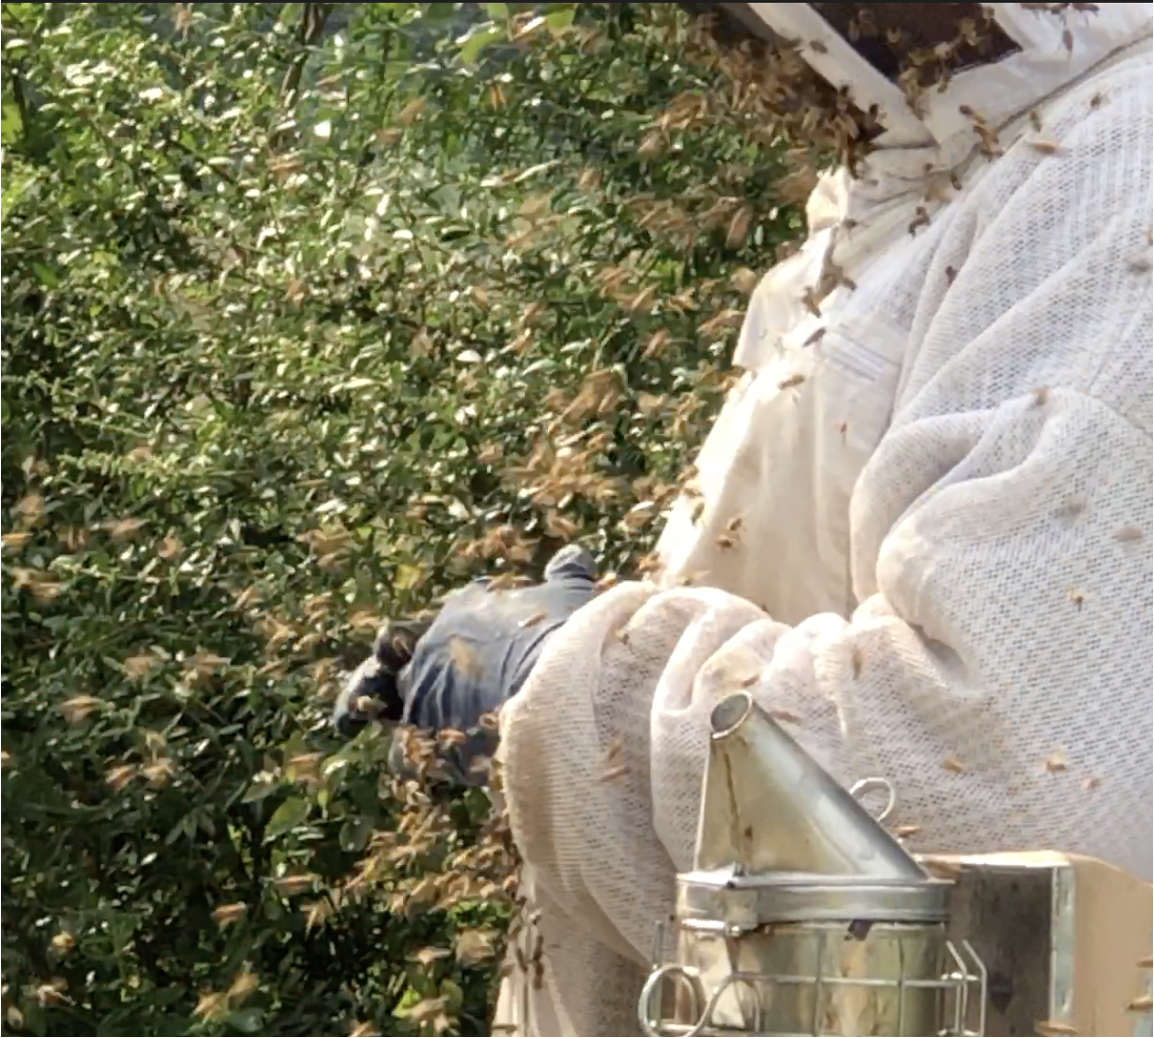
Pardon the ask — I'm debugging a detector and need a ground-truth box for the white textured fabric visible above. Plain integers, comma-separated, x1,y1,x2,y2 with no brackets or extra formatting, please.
494,6,1154,1034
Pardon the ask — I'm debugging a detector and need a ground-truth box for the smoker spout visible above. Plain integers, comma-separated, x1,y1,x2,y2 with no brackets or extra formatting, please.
694,691,926,879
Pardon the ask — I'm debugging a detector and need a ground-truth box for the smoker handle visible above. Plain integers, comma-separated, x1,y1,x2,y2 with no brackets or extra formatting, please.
639,964,709,1038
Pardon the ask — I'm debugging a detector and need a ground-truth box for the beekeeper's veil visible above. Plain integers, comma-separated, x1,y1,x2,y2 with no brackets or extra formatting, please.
674,2,1154,381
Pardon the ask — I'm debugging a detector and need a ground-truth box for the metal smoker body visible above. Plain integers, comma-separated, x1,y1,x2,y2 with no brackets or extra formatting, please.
637,690,1152,1036
639,689,981,1037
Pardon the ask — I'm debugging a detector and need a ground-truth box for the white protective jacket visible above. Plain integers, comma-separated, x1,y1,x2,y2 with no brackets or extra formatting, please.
494,5,1154,1035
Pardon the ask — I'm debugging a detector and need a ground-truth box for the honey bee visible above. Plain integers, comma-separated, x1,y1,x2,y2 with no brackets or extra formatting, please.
908,206,931,235
595,571,618,593
725,208,752,249
211,902,247,928
598,736,628,782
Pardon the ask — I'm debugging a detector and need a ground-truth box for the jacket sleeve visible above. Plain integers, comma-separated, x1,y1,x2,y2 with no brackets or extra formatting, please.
499,384,1152,1034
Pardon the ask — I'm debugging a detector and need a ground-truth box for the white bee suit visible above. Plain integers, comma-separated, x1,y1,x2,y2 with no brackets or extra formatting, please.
492,4,1154,1035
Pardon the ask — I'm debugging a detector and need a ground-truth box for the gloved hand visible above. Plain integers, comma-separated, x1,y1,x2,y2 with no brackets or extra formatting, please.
332,619,428,738
333,545,599,787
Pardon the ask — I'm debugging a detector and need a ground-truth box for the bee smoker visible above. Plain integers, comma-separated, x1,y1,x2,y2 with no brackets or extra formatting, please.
637,690,1154,1037
638,689,982,1037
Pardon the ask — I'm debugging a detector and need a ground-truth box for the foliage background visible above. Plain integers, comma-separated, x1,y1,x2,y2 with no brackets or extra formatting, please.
0,2,802,1034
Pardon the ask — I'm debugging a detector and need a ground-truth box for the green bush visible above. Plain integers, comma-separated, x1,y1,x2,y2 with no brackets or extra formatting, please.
1,3,801,1034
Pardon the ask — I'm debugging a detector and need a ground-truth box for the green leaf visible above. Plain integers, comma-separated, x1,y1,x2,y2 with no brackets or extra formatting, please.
545,5,576,35
0,164,35,222
241,776,283,804
1,4,37,27
422,2,459,21
227,1008,264,1033
394,562,424,591
458,23,503,65
1,97,22,145
482,2,508,18
265,796,311,840
338,816,373,853
32,262,58,288
441,977,464,1011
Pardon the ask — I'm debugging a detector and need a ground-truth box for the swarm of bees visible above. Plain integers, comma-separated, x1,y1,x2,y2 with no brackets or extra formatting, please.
675,5,1051,177
322,714,529,1031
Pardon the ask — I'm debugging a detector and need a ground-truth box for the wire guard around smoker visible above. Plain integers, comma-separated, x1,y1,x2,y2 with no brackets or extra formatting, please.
638,931,988,1038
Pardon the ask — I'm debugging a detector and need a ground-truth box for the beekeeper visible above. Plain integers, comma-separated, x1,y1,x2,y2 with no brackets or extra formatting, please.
493,3,1154,1035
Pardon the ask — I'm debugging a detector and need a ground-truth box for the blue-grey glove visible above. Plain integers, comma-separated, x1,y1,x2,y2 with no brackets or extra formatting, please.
332,618,427,738
335,545,598,787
